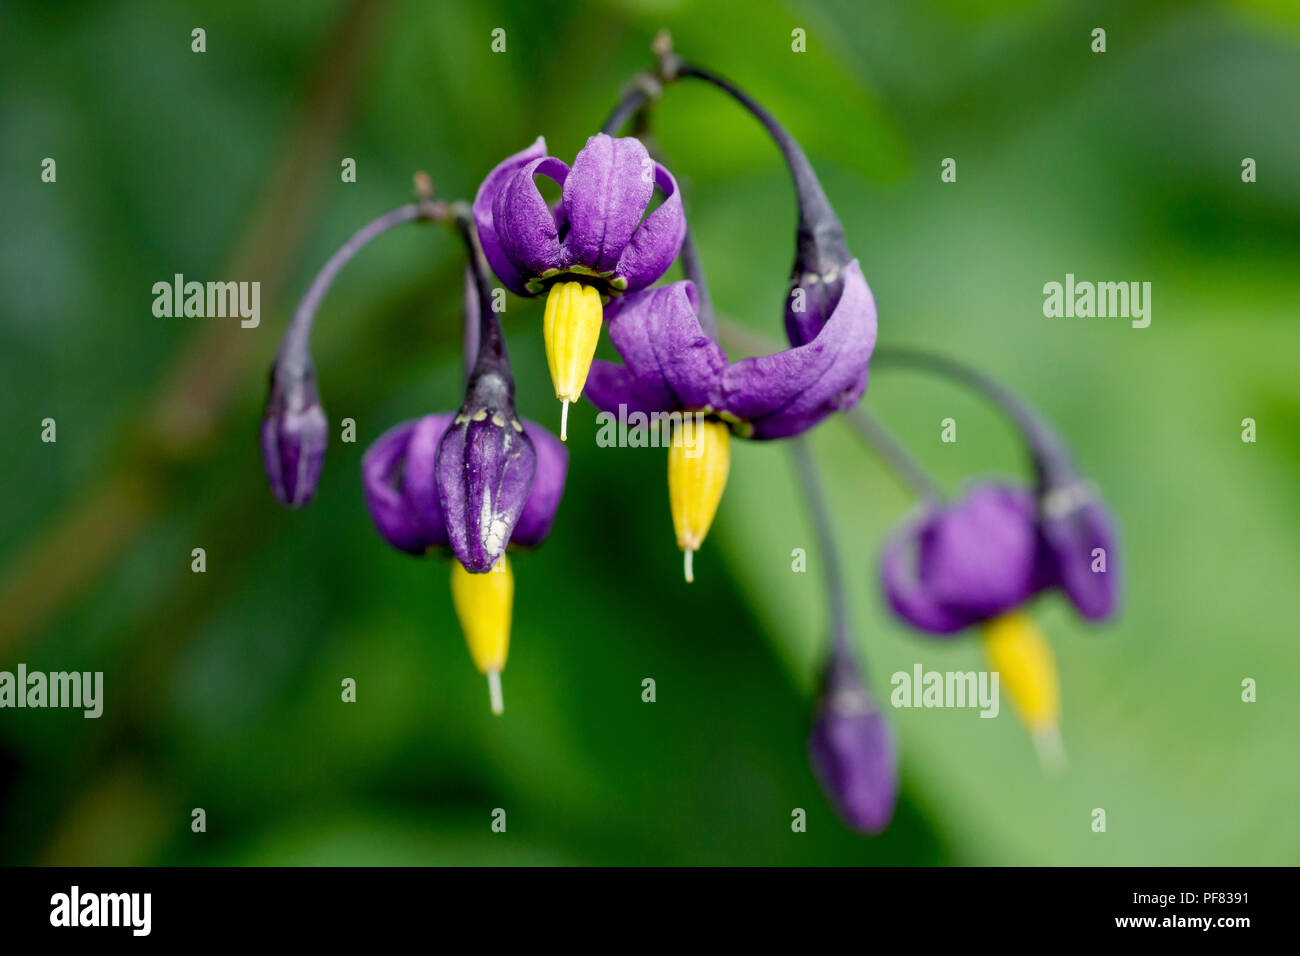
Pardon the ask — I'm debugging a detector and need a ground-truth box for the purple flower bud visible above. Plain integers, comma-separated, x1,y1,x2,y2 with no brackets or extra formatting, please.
261,364,328,508
435,371,537,573
808,651,899,835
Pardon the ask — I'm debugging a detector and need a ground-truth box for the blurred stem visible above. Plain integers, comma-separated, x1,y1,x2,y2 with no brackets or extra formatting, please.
845,406,945,505
790,439,852,657
871,347,1075,488
278,200,441,372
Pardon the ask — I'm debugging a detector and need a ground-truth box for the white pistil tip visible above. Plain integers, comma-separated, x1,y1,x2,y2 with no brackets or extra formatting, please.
1033,725,1067,776
683,549,694,583
560,399,570,442
487,670,504,716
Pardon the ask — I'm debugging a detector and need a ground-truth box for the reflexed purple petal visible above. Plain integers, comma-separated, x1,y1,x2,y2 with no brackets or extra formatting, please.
399,413,456,549
615,161,686,291
474,137,549,296
492,155,570,287
561,134,655,275
361,421,432,555
714,260,876,439
511,421,569,548
583,359,680,417
1039,491,1120,621
605,282,729,411
808,654,899,835
436,412,537,572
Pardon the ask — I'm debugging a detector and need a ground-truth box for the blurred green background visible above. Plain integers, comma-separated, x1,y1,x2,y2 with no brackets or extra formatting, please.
1,0,1297,865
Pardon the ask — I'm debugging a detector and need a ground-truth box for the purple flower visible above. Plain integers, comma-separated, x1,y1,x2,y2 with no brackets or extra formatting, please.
584,262,876,440
880,482,1119,635
474,134,685,298
260,364,329,507
362,413,568,561
474,134,688,434
1038,479,1121,621
808,650,899,835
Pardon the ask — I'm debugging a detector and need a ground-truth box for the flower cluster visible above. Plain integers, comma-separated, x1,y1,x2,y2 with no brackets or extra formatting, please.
257,38,1121,838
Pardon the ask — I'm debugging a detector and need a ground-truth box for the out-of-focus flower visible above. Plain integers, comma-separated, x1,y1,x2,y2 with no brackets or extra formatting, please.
879,481,1118,766
808,648,900,835
585,270,876,579
474,134,686,437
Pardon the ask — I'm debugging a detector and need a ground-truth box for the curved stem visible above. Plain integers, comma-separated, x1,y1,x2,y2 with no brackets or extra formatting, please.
870,347,1075,488
791,438,854,658
846,406,945,505
673,62,849,275
277,203,430,373
599,73,661,136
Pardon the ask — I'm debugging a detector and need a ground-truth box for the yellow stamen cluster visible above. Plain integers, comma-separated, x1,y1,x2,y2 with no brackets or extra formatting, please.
668,418,731,583
543,281,603,442
450,555,513,715
982,611,1065,771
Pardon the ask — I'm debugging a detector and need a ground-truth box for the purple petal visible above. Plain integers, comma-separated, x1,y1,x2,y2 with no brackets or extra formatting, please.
474,137,549,296
615,161,686,291
560,134,656,275
491,154,571,290
879,485,1043,635
1039,491,1120,621
880,518,974,635
399,413,456,549
511,421,569,548
361,421,433,555
714,260,877,439
435,412,537,572
604,282,729,411
583,359,681,417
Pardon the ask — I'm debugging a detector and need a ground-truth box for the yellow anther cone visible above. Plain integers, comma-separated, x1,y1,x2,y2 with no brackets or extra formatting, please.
982,611,1065,772
450,554,513,715
668,419,731,583
543,281,603,441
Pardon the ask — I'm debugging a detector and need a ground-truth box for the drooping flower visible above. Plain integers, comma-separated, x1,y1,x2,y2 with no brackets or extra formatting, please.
360,232,570,715
584,267,876,579
362,411,568,712
808,647,899,835
879,481,1119,765
474,134,686,438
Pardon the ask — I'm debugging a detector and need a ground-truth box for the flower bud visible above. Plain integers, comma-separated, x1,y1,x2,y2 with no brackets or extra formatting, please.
807,651,899,835
261,364,328,508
